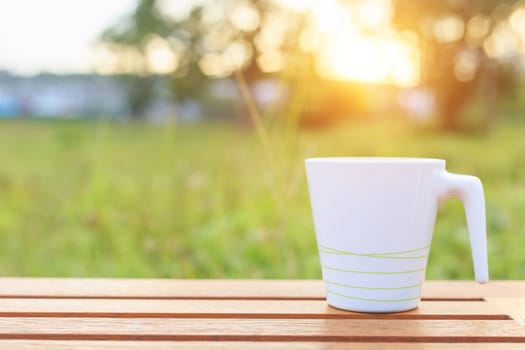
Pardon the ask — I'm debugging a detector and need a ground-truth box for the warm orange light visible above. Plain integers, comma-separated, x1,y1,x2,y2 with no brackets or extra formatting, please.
287,0,420,86
146,36,179,74
318,36,389,83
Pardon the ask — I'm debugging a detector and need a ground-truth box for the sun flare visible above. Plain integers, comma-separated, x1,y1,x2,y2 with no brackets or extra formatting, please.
319,31,420,86
288,0,420,86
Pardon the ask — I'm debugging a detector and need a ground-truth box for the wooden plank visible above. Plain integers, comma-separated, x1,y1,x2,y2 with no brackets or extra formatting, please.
486,298,525,326
0,299,509,320
423,281,525,299
0,279,324,299
0,341,521,350
0,318,522,342
0,279,523,299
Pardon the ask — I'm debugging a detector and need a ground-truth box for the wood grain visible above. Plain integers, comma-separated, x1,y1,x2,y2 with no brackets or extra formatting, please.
0,279,522,299
0,299,509,320
0,279,324,299
486,298,525,326
0,279,521,347
422,281,525,299
0,341,521,350
0,318,522,342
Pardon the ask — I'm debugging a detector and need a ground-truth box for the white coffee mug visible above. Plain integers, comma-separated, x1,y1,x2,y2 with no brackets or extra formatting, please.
305,157,488,313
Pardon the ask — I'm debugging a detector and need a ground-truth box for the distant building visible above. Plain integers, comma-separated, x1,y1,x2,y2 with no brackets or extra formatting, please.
0,72,242,122
0,90,20,117
0,71,288,122
0,71,130,118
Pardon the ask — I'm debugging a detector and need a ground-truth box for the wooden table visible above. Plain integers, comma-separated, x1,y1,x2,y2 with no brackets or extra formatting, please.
0,279,522,349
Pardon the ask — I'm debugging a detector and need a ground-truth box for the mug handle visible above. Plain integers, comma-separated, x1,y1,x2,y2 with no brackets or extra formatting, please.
438,171,489,283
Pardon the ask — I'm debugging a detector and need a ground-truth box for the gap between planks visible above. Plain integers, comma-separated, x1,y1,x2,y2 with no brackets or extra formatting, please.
0,318,521,342
0,295,485,302
0,334,523,342
0,279,523,299
0,299,511,320
0,341,522,350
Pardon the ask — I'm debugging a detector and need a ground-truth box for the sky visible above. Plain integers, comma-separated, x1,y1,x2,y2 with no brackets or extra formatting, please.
0,0,136,75
0,0,523,85
0,0,419,85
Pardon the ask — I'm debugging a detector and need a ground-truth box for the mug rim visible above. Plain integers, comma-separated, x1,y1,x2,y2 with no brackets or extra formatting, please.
305,157,445,164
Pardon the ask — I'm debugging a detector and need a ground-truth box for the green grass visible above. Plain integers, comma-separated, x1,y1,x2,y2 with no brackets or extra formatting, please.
0,118,523,279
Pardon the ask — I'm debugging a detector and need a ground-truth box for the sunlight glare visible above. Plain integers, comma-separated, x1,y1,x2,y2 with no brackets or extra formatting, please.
510,7,525,34
357,0,393,29
311,1,419,86
230,3,260,32
278,0,315,13
319,36,389,83
312,0,357,35
454,50,479,81
146,36,179,74
299,27,322,52
92,45,120,74
199,53,230,78
257,51,284,72
383,37,420,86
483,23,519,59
467,15,491,40
433,15,465,43
223,40,253,70
509,7,525,55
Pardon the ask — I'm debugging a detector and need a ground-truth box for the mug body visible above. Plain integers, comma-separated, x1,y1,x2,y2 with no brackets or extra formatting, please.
305,157,445,312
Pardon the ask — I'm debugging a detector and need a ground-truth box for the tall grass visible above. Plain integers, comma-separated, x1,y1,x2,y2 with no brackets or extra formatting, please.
0,119,523,279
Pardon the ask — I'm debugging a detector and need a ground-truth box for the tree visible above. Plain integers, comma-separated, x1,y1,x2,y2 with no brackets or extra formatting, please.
100,0,525,129
391,0,520,130
98,0,314,124
99,0,174,118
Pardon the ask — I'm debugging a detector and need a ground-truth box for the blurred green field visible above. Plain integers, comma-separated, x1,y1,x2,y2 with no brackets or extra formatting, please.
0,119,523,279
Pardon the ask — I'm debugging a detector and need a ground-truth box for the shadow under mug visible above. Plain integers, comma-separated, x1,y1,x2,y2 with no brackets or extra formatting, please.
305,157,488,313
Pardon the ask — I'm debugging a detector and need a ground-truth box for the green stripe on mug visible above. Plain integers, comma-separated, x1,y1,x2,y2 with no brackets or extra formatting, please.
325,280,423,290
319,244,430,259
306,158,488,312
322,265,426,274
326,289,421,303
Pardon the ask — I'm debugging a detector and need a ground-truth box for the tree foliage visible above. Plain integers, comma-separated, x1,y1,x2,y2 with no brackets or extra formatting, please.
392,0,520,129
99,0,523,129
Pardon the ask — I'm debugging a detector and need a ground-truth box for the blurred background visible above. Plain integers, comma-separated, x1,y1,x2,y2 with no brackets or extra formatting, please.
0,0,523,279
